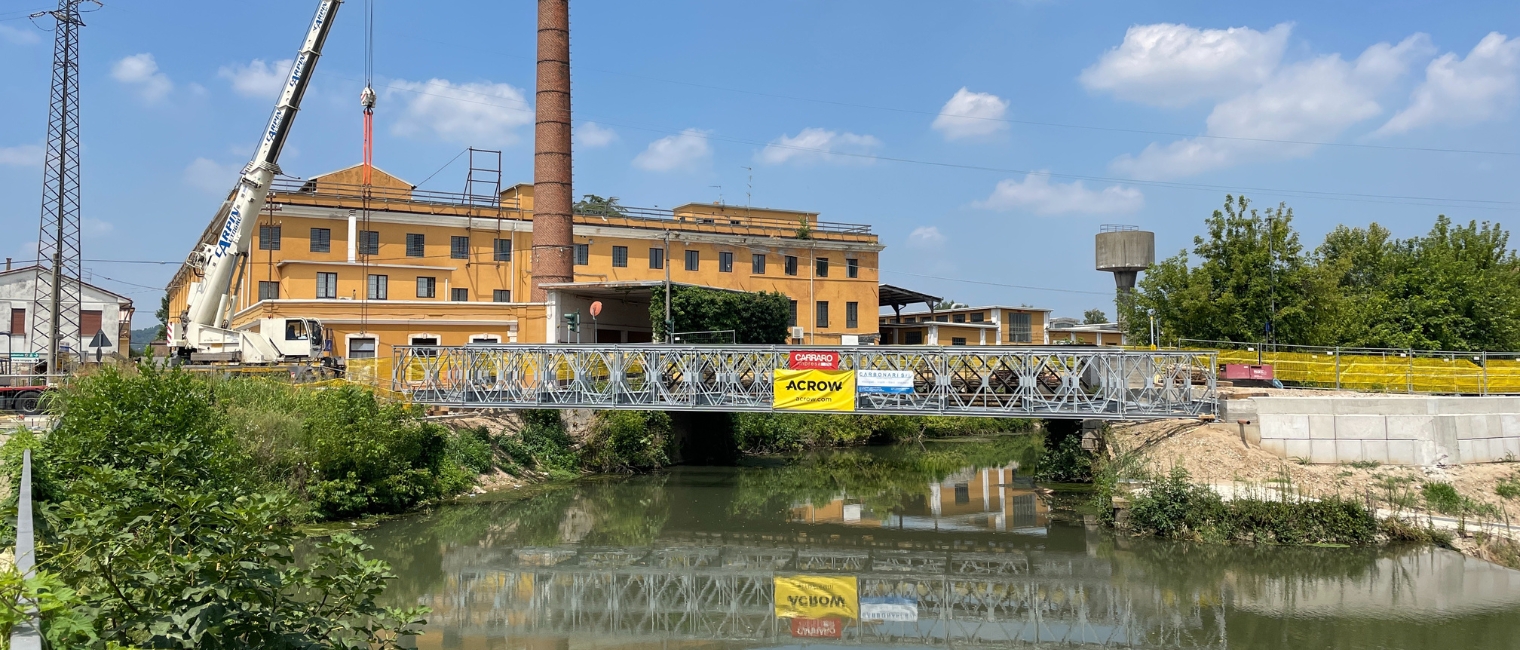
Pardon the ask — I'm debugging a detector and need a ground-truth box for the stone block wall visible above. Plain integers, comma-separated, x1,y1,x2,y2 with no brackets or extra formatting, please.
1253,396,1520,465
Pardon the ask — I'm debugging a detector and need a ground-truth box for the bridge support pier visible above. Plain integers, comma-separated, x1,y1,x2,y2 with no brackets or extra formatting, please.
669,412,739,465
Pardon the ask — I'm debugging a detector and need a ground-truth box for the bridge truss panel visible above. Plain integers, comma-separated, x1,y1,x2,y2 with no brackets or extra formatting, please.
393,345,1217,420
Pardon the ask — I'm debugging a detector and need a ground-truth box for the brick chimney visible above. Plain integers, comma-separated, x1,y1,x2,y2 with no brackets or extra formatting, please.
530,0,573,301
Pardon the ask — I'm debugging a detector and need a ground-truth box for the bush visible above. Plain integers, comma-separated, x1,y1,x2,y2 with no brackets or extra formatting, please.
1422,481,1463,514
1497,475,1520,500
1128,468,1379,545
499,410,579,478
302,385,453,518
650,285,791,344
732,413,1030,454
582,411,672,472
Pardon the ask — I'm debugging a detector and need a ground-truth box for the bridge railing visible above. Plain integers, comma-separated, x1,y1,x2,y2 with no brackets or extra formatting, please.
391,345,1217,419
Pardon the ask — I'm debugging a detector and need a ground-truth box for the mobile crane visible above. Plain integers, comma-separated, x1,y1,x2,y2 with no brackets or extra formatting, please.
169,0,342,372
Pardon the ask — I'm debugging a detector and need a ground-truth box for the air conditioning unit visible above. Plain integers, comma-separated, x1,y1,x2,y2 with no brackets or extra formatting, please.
790,326,806,340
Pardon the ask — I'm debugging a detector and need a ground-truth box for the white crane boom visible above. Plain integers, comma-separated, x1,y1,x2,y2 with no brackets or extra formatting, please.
181,0,342,336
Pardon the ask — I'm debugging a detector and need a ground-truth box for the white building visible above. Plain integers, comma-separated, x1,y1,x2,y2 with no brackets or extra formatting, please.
1,264,135,364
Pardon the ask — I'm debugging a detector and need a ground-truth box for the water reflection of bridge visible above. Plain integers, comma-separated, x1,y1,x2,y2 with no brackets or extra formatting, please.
421,545,1226,648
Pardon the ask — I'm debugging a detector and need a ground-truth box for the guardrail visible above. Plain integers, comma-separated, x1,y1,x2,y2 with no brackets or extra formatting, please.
1183,339,1520,395
391,345,1217,420
10,449,40,649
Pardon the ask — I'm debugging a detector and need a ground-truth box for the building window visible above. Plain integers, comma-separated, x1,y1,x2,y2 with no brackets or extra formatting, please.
359,230,379,255
406,233,425,257
451,287,469,301
469,335,500,343
935,315,948,323
952,337,968,346
971,312,984,323
649,247,665,270
259,225,281,251
258,281,279,301
953,314,966,323
9,308,24,336
416,277,436,298
310,228,331,253
612,246,628,267
719,251,733,273
493,289,511,303
815,257,828,278
1008,312,1032,343
348,337,377,359
410,335,439,356
684,250,699,271
494,238,512,261
752,253,766,274
789,300,798,327
80,310,102,338
846,258,858,278
816,301,829,328
905,331,924,345
367,274,387,300
451,236,469,260
784,255,798,276
575,243,589,265
846,302,858,329
316,272,338,299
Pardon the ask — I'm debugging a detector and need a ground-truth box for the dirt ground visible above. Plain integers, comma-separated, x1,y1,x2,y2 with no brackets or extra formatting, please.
1108,418,1520,522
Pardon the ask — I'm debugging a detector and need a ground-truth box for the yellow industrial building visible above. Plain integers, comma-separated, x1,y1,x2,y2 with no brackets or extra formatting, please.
166,164,883,361
878,305,1053,346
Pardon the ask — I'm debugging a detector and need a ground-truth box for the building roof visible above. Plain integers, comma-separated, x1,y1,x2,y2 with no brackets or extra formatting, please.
878,284,942,308
0,264,133,304
1048,321,1123,333
895,304,1053,316
539,280,747,300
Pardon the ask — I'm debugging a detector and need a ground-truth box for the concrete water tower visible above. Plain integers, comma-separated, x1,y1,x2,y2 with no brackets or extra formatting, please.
1095,225,1155,291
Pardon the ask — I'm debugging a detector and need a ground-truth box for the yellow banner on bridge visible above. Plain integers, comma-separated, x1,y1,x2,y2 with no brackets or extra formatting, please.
774,575,859,619
773,369,856,412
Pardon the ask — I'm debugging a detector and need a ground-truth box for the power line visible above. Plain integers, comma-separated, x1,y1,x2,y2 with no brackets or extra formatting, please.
353,77,1519,211
395,35,1520,158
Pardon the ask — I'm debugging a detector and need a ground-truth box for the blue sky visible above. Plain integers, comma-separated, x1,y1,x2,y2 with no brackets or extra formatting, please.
1,0,1517,326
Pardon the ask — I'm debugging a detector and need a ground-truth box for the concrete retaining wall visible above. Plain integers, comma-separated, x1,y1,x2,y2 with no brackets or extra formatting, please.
1253,396,1520,465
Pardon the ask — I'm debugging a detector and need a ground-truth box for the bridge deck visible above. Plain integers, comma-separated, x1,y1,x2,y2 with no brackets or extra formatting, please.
393,345,1216,420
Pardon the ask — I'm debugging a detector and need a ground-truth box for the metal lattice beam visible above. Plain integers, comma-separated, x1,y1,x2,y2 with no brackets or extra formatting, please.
422,545,1227,647
31,0,90,372
393,345,1217,419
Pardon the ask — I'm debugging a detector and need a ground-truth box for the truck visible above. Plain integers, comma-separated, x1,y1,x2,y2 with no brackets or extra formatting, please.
168,0,344,375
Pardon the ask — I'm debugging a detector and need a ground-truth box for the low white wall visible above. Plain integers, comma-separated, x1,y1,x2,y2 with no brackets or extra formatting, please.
1255,396,1520,465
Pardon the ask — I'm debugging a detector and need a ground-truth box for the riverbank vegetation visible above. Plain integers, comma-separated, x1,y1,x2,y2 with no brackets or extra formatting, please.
1122,195,1520,351
1,364,429,646
733,412,1033,453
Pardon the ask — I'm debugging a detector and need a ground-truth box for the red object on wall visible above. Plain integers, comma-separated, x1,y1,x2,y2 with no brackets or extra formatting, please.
1222,364,1274,380
789,351,840,370
790,618,842,638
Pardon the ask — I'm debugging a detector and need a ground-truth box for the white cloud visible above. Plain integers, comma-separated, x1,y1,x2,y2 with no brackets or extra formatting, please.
111,53,173,103
217,58,291,99
1378,32,1520,135
575,122,617,148
1110,34,1433,179
906,226,947,250
632,129,712,172
387,78,533,146
0,143,44,167
930,88,1009,140
974,173,1143,215
0,24,41,46
83,218,114,236
1080,23,1291,106
757,127,882,165
183,158,239,194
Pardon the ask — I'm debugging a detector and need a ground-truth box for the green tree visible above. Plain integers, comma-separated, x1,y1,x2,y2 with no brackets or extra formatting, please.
650,286,791,344
1122,195,1340,346
574,194,627,218
932,299,967,311
155,292,171,340
1082,309,1108,325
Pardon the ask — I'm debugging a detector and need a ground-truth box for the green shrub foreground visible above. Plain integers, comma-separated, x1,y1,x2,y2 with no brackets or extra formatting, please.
1,364,431,647
1128,468,1379,545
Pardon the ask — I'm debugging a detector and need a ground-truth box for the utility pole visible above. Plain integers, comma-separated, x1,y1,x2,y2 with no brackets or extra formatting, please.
1266,212,1276,351
30,0,97,376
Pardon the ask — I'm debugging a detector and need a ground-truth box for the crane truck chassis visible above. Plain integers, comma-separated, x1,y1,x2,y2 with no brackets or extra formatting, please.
167,0,346,378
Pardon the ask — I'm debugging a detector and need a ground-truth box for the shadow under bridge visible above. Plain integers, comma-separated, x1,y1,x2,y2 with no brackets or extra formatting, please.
391,345,1217,420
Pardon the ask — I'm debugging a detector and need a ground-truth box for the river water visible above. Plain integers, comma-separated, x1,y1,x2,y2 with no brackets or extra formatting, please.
363,436,1520,649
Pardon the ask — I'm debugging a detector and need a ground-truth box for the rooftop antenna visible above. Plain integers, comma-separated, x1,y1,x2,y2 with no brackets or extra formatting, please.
710,185,722,205
740,166,752,216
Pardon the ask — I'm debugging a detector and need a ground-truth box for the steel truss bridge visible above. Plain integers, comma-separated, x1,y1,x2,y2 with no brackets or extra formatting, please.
392,345,1217,419
423,544,1227,648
